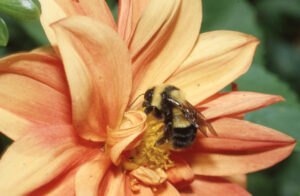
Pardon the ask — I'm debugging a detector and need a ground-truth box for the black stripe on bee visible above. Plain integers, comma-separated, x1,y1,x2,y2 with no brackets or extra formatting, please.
172,125,197,148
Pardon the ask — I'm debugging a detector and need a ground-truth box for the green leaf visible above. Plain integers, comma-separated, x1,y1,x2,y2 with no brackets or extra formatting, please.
106,0,118,22
237,65,299,106
248,172,276,196
236,65,300,151
0,0,40,21
19,20,49,46
0,17,8,46
275,152,300,196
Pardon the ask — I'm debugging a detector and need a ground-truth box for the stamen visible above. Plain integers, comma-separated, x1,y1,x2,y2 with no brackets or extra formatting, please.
125,112,174,170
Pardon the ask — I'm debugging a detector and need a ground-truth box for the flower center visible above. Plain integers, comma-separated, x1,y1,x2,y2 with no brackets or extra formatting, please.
123,112,174,171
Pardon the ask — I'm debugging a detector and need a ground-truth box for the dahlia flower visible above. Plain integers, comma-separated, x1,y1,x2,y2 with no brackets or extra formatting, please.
0,0,296,195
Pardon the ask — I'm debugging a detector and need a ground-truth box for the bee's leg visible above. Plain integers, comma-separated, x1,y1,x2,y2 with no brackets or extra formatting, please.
155,109,173,146
155,122,172,146
144,106,153,114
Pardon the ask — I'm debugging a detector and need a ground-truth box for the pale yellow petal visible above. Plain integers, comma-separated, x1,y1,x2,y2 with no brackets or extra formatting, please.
167,31,259,104
130,0,202,102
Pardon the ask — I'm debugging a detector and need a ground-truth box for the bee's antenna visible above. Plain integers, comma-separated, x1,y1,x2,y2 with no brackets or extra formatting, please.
128,93,145,109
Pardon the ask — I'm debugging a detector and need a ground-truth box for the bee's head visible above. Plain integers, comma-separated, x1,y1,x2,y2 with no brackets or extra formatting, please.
142,87,154,107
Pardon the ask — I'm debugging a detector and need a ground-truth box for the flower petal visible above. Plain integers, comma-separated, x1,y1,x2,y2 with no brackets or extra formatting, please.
118,0,151,42
130,167,167,186
40,0,67,47
180,176,250,196
129,0,180,61
200,91,284,120
167,31,259,105
0,50,71,140
130,0,202,102
125,175,154,196
0,125,95,195
75,156,111,196
167,156,194,189
29,167,77,196
109,111,146,165
40,0,116,47
224,174,247,188
183,118,296,176
156,182,180,196
52,16,132,141
99,166,127,196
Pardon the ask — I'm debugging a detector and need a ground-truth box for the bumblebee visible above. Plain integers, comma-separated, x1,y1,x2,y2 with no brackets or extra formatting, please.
142,84,217,149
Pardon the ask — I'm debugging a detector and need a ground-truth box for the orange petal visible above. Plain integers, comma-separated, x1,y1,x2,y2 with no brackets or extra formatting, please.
125,175,154,196
166,156,194,189
52,16,132,141
224,174,247,189
200,91,284,120
28,149,102,196
0,125,94,195
130,166,167,186
182,118,296,176
180,176,250,196
118,0,151,43
156,182,180,196
29,166,77,196
40,0,67,48
0,50,71,140
99,166,127,196
109,111,147,165
75,156,111,196
40,0,116,47
167,31,259,105
130,0,202,102
189,118,295,152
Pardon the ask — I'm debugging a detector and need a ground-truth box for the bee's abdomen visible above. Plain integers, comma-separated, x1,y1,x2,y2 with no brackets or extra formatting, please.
172,125,197,149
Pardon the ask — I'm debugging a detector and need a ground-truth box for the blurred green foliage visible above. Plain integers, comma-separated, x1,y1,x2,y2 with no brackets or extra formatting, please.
0,0,299,195
0,18,8,46
0,0,41,46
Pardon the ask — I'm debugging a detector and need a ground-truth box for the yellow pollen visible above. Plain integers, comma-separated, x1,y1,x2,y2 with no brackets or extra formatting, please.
127,112,174,170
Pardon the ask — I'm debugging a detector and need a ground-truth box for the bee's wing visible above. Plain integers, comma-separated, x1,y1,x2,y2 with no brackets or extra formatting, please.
181,101,217,137
166,97,217,136
191,104,217,136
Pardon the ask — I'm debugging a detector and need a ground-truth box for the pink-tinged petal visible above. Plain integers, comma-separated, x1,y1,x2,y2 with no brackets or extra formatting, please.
200,91,284,120
189,118,295,152
52,16,132,141
130,0,202,102
167,31,259,105
0,125,97,195
29,167,77,196
167,156,194,189
156,182,181,196
130,167,167,186
109,111,147,165
125,175,154,196
118,0,151,42
224,175,247,188
181,118,296,176
40,0,116,47
29,149,102,196
75,156,111,196
0,50,71,140
180,176,250,196
99,166,127,196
